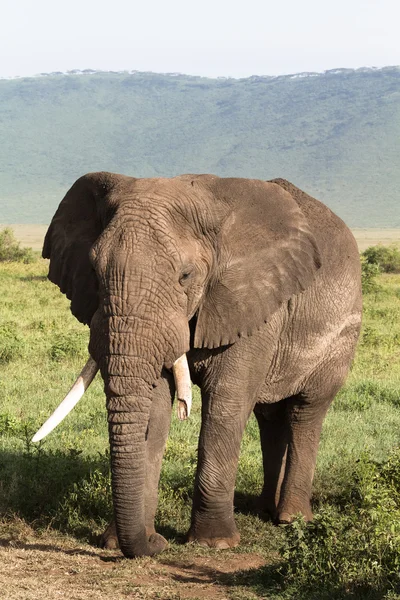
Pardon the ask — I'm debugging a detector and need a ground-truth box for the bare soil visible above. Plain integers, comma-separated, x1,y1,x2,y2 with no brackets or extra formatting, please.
0,522,268,600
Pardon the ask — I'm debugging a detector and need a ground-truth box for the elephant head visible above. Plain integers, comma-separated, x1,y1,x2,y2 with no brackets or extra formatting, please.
37,172,321,558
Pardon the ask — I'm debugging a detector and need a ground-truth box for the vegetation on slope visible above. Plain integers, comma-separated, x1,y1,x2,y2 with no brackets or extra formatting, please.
1,67,399,226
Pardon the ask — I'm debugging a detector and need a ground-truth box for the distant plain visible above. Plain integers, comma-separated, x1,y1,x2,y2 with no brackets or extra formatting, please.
3,224,400,252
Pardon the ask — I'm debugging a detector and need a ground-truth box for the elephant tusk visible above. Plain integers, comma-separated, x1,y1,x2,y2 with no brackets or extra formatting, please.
172,354,192,420
32,357,99,442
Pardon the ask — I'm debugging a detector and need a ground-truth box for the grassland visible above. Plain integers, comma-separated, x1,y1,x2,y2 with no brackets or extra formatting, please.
1,259,400,599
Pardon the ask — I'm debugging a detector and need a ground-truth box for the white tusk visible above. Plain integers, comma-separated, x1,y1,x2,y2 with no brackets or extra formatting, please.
172,354,192,420
32,357,99,442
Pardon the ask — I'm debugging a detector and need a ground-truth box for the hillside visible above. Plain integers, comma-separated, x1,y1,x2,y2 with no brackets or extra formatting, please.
0,67,399,226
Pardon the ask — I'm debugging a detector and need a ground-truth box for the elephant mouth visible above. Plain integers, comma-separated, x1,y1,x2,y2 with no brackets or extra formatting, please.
31,353,192,443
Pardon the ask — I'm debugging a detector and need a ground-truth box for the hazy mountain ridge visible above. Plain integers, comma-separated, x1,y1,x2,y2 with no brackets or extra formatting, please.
0,67,399,225
2,65,397,81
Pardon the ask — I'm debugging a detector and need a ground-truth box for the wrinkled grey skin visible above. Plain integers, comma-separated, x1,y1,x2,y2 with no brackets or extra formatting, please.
43,173,362,558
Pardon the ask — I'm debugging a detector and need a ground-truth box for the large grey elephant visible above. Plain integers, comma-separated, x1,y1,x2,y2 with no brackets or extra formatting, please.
37,173,362,558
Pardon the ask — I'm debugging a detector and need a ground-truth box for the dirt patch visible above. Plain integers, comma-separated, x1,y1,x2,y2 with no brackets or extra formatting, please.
0,527,267,600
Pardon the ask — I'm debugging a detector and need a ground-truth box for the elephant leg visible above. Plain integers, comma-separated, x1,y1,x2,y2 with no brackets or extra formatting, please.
188,390,254,549
254,400,289,521
100,371,174,549
275,391,331,523
276,341,357,524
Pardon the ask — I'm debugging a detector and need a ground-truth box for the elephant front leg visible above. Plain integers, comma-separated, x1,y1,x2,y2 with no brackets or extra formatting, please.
100,372,174,549
188,394,252,549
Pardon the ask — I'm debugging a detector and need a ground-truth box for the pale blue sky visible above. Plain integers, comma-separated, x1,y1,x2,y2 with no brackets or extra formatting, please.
1,0,399,78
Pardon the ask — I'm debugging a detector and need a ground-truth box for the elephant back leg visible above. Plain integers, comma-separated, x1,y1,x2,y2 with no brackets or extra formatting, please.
274,391,331,523
100,370,174,549
254,400,289,521
275,337,358,523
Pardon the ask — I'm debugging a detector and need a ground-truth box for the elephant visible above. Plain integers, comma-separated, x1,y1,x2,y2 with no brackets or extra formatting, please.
35,172,362,558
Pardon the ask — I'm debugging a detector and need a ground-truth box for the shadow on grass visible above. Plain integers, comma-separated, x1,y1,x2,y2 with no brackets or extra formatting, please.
0,537,101,557
0,447,184,547
2,448,396,599
163,559,397,600
0,448,111,536
156,523,186,545
234,490,263,515
18,275,48,281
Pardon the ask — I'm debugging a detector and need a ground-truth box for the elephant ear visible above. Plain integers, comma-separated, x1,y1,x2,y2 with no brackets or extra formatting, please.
194,178,321,349
43,172,132,326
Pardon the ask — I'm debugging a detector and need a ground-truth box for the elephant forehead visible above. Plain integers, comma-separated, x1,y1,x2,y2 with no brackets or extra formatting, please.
125,177,225,232
93,215,200,280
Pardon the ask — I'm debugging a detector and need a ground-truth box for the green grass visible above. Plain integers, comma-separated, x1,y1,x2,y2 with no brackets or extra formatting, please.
1,261,400,598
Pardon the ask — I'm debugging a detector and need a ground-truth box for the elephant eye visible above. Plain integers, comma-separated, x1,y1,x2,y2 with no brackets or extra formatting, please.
179,264,195,286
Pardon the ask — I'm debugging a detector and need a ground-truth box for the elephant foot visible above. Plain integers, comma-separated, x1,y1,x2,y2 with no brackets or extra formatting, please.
193,534,240,549
187,521,240,549
276,500,313,524
99,520,119,549
99,521,160,551
147,532,168,555
257,494,279,522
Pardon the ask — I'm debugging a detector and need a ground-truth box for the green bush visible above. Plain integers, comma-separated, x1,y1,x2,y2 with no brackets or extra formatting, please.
0,413,22,436
362,245,400,274
361,255,381,294
0,227,36,263
0,442,110,529
55,468,112,531
0,321,24,363
282,449,400,596
49,331,88,361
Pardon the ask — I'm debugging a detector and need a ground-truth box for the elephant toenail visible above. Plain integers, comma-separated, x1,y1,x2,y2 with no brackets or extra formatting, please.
214,539,230,549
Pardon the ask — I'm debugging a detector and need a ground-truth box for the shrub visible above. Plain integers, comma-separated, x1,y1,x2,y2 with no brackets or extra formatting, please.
0,413,22,436
49,331,88,361
55,468,112,531
362,245,400,274
0,441,110,530
361,255,381,294
0,322,24,363
281,449,400,596
0,227,36,263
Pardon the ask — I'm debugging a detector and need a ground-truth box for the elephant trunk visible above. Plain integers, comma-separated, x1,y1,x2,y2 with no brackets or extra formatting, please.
90,267,190,557
100,315,188,558
107,382,156,558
